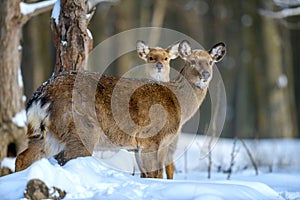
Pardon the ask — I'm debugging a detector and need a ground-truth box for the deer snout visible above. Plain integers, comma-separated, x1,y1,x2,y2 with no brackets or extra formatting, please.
156,62,163,69
202,71,210,80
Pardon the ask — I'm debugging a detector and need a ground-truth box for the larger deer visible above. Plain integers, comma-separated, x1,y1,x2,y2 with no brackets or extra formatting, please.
16,40,226,179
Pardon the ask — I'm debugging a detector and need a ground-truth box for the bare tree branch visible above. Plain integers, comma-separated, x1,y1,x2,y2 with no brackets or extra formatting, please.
88,0,119,11
226,138,237,180
259,6,300,19
207,137,212,179
20,0,119,25
239,139,259,175
273,0,300,7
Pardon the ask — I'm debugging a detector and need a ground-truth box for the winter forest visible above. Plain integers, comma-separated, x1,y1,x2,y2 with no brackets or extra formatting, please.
0,0,300,199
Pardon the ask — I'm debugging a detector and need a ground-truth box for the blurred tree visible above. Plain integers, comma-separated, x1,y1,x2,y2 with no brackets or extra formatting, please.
22,12,54,98
19,0,300,138
0,0,55,163
260,0,300,137
106,0,138,76
260,13,296,137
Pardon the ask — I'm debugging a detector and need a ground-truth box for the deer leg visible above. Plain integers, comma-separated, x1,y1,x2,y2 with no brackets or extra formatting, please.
134,149,146,178
157,146,169,179
165,135,178,179
136,147,161,178
165,158,175,179
15,137,45,172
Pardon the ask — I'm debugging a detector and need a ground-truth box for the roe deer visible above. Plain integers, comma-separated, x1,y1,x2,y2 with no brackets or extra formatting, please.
136,40,179,82
136,40,179,179
15,41,226,179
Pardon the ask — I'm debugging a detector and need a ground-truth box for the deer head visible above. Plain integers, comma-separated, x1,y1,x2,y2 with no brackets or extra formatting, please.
178,40,226,89
136,40,179,82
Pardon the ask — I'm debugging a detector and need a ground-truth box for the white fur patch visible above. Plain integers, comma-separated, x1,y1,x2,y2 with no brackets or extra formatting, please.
195,79,209,89
27,101,51,136
44,132,65,157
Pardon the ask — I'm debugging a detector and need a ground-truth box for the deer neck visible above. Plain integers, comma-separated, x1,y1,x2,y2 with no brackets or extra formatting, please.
172,63,209,125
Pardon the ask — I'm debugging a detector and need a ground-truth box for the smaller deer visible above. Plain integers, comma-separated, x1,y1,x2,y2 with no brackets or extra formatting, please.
136,40,179,82
136,40,179,179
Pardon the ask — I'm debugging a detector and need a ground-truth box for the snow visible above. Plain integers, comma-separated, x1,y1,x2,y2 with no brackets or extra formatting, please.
12,109,26,128
17,45,22,51
17,68,23,88
87,29,93,40
0,158,284,200
20,0,56,15
1,158,15,172
61,40,68,46
22,95,26,103
51,0,60,24
1,135,299,200
277,74,288,88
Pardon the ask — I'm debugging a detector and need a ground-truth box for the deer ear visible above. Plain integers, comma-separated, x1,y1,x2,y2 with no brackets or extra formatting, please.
136,40,150,61
167,41,180,60
179,40,192,60
209,42,226,62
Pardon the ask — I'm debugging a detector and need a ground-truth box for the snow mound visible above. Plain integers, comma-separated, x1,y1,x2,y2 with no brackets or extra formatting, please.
0,157,283,200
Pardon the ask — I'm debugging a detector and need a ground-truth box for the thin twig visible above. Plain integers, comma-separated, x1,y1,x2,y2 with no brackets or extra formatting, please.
184,147,188,179
207,137,213,179
227,138,237,180
239,139,259,175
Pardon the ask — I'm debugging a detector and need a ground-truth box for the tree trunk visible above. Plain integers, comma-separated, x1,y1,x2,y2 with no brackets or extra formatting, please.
0,0,27,161
106,0,137,76
52,0,92,74
22,12,54,98
261,16,296,138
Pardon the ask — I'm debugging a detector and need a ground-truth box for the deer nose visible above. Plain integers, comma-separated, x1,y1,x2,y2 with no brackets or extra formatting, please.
156,62,163,69
202,71,210,80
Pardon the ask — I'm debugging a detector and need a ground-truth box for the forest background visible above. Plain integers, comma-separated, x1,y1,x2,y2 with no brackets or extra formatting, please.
19,0,300,139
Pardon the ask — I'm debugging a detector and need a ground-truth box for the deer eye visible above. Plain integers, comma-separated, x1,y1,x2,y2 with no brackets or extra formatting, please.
149,56,154,61
209,60,213,65
190,60,196,65
164,57,168,61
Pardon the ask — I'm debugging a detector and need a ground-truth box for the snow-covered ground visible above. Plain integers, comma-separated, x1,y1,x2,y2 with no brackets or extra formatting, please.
1,134,300,200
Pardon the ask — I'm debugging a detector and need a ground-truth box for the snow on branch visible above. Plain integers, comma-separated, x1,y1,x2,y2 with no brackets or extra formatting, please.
260,6,300,19
51,0,60,24
273,0,300,7
20,0,57,23
51,0,118,25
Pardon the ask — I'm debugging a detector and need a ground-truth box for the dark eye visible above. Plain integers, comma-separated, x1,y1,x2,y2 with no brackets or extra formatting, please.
191,60,196,65
209,60,213,65
149,56,154,61
164,57,168,61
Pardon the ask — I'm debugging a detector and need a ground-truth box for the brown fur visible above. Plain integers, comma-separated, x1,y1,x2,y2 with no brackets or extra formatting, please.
137,41,179,179
16,41,226,179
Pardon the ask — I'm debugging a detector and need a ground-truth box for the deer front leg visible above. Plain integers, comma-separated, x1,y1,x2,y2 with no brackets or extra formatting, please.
15,137,46,172
165,134,178,179
136,146,166,179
